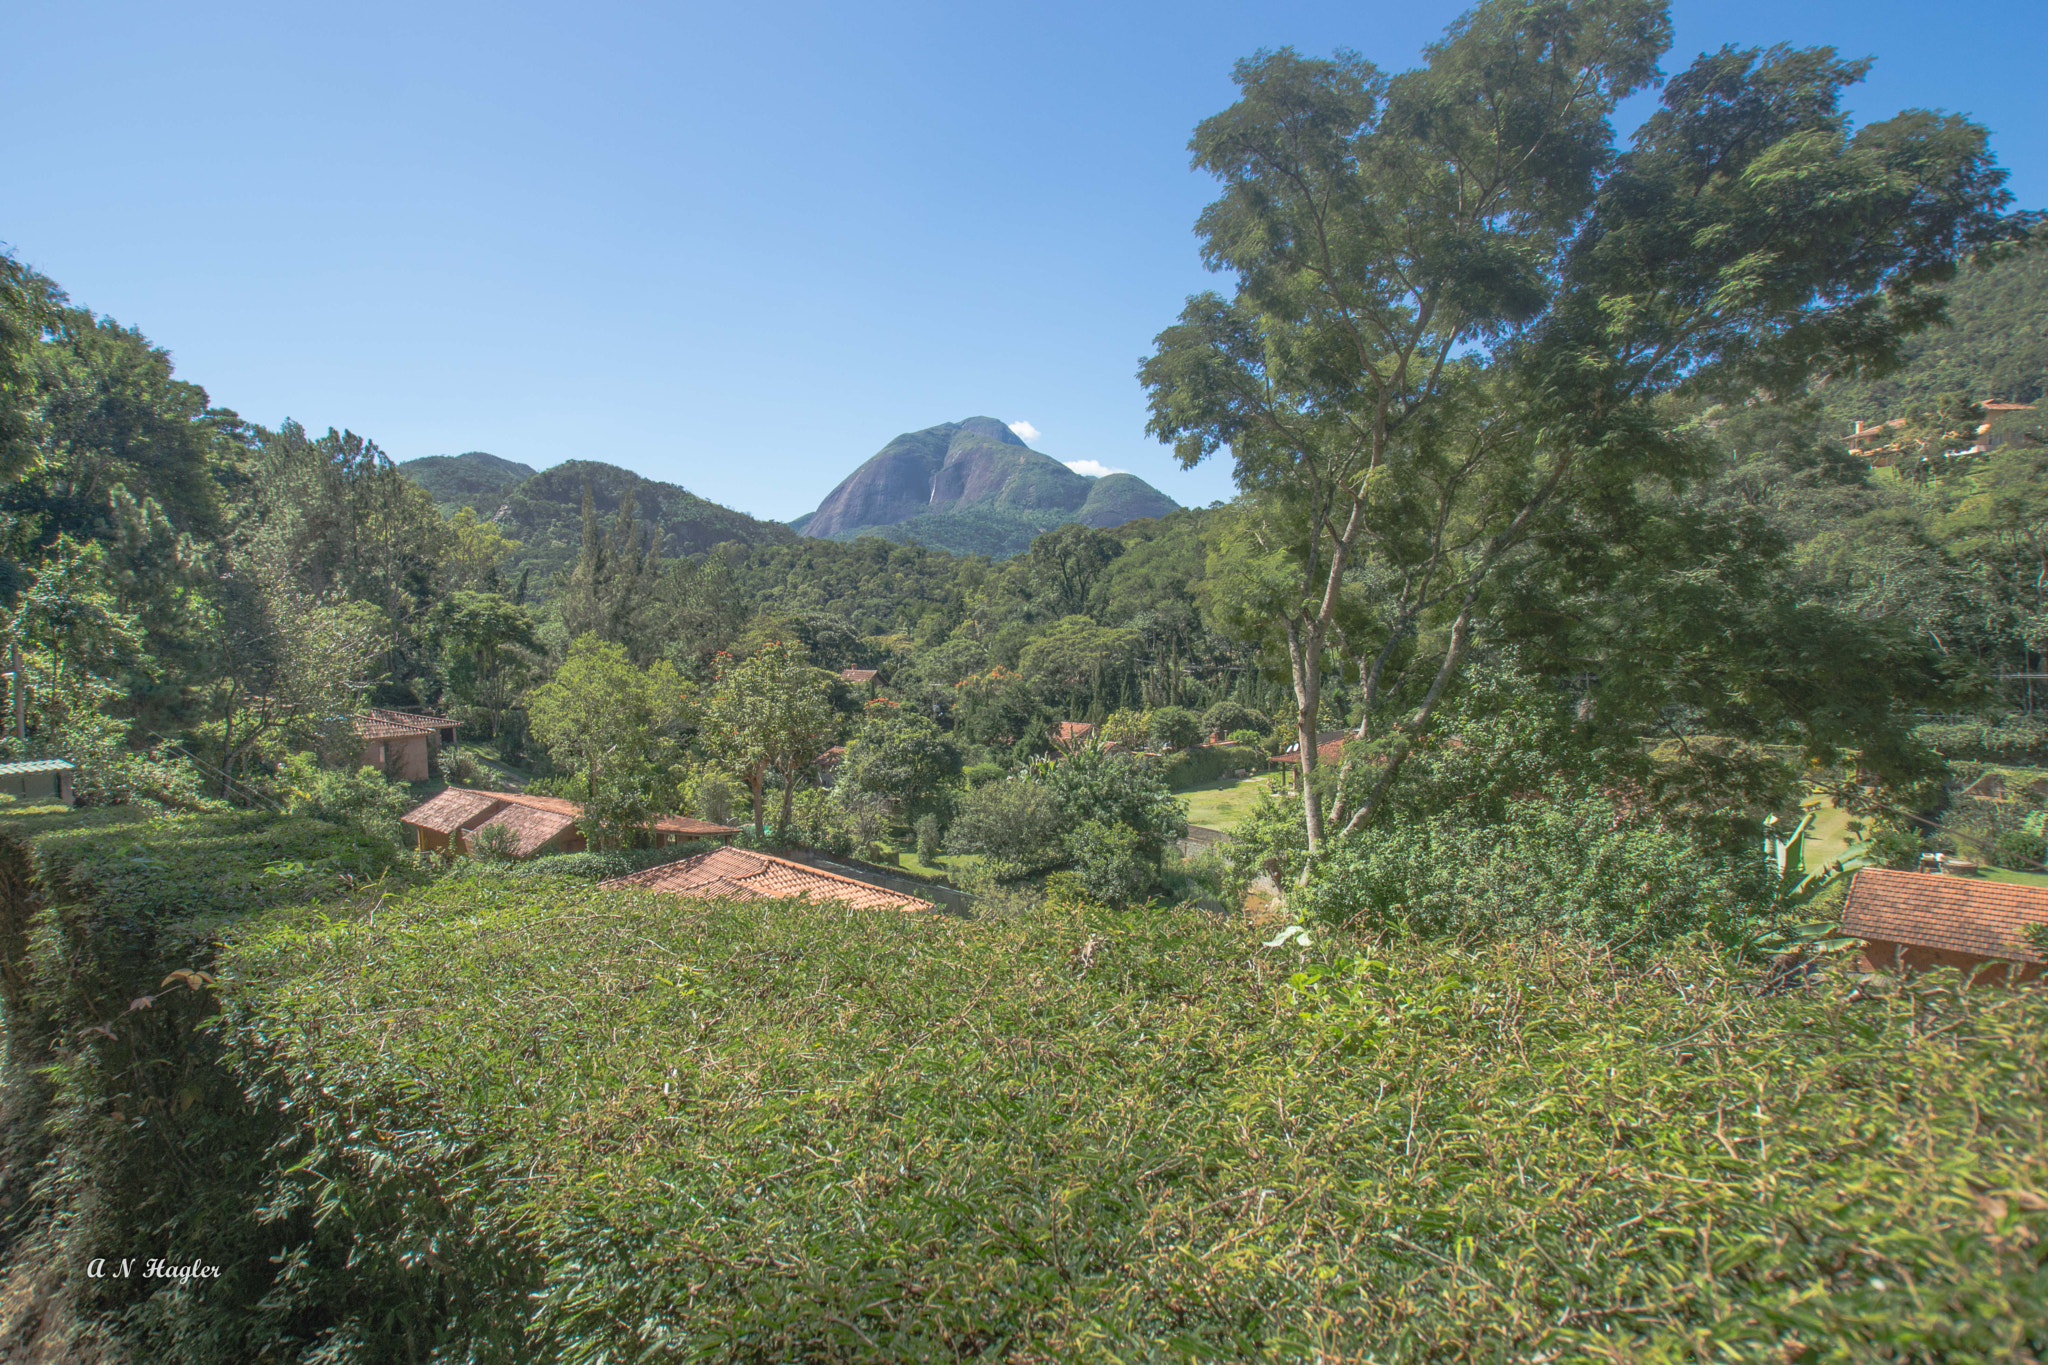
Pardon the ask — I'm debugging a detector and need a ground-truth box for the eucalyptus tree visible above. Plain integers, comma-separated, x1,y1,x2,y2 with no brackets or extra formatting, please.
1142,0,2027,853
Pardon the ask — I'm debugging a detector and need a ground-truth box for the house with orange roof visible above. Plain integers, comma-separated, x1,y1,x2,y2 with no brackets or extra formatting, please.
600,846,934,913
1840,868,2047,986
401,787,742,859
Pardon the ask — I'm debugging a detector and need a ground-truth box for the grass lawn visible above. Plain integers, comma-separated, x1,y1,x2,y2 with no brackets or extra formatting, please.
1977,865,2048,889
1181,771,1280,832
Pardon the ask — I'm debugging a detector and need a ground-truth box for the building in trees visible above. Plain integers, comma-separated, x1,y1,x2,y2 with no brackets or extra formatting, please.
402,787,740,858
1841,868,2047,985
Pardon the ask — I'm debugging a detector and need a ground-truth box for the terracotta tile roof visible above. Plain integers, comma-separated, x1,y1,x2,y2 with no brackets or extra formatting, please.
402,788,742,850
354,714,440,741
365,706,460,731
1960,772,2007,800
1270,730,1352,765
602,848,932,913
1841,868,2048,965
1052,721,1095,749
652,813,746,838
402,787,503,834
470,803,578,857
814,744,847,768
840,669,880,684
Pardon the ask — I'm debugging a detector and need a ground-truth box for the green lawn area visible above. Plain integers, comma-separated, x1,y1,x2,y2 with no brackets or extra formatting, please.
1977,865,2048,889
1181,771,1279,832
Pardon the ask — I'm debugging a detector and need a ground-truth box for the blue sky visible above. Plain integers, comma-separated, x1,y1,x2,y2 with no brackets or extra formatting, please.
5,1,2043,523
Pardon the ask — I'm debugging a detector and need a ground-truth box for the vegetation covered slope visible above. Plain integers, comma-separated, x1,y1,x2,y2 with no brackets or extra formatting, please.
492,458,798,585
396,449,538,515
84,856,2045,1361
796,417,1178,556
1816,248,2048,424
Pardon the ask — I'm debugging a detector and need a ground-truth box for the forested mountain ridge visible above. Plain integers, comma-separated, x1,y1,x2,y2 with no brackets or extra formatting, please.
793,417,1179,557
489,459,796,587
1815,247,2048,424
398,450,537,514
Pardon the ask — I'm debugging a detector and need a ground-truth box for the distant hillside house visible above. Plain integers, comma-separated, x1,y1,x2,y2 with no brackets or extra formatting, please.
1052,721,1095,752
840,668,881,699
601,846,933,913
402,787,741,859
813,744,848,786
352,710,460,782
1841,868,2047,986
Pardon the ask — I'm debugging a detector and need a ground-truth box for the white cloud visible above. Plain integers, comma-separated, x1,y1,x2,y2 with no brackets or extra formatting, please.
1007,419,1041,442
1063,459,1126,478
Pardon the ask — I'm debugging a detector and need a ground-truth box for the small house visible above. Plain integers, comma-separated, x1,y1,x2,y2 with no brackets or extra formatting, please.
1840,868,2047,986
401,787,741,859
840,668,881,699
1052,721,1095,752
0,759,75,806
601,847,932,912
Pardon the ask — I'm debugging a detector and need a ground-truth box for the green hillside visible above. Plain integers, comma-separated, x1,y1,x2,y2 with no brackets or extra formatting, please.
494,459,796,584
1816,247,2048,423
397,450,538,513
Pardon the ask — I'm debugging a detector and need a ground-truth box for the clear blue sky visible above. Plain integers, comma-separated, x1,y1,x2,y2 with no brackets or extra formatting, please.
5,1,2043,522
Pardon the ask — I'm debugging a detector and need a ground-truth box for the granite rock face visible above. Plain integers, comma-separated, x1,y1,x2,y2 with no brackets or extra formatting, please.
797,418,1177,541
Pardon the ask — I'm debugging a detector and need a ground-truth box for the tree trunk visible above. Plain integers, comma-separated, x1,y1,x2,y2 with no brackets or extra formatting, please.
748,767,765,840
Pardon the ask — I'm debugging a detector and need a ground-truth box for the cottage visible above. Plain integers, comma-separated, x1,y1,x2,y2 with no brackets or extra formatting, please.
1052,721,1095,752
0,759,75,806
353,713,442,781
401,787,741,859
601,846,932,912
813,744,848,786
840,668,881,699
1840,868,2047,986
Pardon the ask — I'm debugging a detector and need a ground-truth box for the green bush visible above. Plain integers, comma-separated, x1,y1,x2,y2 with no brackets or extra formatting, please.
1147,704,1201,752
1158,742,1260,791
962,761,1004,788
205,887,2048,1362
270,753,412,840
1199,700,1272,740
914,811,943,864
1292,785,1769,952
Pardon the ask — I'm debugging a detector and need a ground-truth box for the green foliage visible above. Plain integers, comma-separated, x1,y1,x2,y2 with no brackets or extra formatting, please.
1199,699,1271,740
961,760,1004,789
526,634,691,843
944,775,1064,877
913,811,942,865
1293,784,1770,952
269,753,411,841
835,708,962,824
189,887,2048,1360
1916,717,2047,761
1157,741,1261,792
699,639,835,838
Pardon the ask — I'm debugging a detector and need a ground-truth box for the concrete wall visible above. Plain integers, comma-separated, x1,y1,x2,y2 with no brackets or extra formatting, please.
360,734,431,781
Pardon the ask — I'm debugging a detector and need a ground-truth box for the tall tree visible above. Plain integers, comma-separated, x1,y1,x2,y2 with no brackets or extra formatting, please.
699,640,835,839
1142,1,2027,854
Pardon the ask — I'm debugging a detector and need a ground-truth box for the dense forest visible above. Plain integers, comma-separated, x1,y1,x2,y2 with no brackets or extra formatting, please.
1,2,2046,1356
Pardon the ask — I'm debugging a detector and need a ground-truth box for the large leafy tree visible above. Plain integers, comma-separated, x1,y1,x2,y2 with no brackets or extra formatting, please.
527,634,692,810
1142,0,2028,854
699,639,836,839
836,705,963,825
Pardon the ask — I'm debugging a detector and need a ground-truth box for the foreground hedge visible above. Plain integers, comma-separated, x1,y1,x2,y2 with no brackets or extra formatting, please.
203,874,2048,1362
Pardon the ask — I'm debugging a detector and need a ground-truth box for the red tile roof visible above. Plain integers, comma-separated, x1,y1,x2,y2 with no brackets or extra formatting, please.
602,848,932,913
1841,868,2048,965
402,787,502,834
470,803,578,857
1270,730,1353,765
840,669,881,684
814,744,847,768
401,787,742,855
354,714,440,741
1053,722,1095,747
366,706,460,731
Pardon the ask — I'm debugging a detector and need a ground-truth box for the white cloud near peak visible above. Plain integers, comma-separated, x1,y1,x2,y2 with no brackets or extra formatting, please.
1007,419,1041,442
1064,459,1126,478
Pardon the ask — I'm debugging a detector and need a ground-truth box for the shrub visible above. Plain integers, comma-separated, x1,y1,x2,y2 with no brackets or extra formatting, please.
1147,705,1201,752
946,777,1065,877
914,812,943,865
1066,819,1158,904
1227,727,1263,748
1200,700,1272,740
1291,785,1769,952
692,771,735,826
962,761,1004,789
1158,742,1261,791
270,753,412,841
